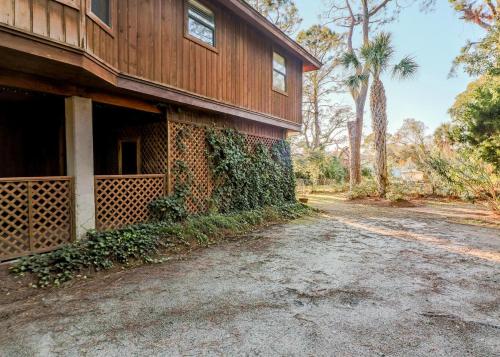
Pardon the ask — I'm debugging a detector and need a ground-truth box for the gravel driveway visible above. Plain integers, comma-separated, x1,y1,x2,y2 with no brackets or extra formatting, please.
1,195,499,356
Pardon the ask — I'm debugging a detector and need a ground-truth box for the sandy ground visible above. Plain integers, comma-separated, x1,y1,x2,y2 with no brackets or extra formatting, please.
0,195,499,356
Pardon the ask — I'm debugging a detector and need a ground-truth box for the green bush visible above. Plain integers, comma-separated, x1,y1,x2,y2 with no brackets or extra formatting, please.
386,181,415,202
321,156,347,183
425,149,499,212
347,180,378,199
149,195,188,223
10,203,314,287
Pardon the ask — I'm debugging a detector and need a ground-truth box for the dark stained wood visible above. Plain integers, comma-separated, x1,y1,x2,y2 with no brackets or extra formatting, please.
0,0,315,128
116,0,303,124
167,106,286,140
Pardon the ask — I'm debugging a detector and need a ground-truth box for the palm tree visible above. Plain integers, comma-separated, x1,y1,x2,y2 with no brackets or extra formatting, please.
342,33,418,197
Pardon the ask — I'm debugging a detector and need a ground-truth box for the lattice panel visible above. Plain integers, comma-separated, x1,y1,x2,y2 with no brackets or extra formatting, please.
0,178,73,261
169,122,212,213
0,181,29,259
95,175,166,231
30,180,72,251
142,122,168,174
245,134,281,152
113,121,168,175
168,122,283,214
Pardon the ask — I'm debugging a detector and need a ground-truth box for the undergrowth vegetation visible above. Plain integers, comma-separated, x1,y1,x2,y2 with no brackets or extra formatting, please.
11,204,314,287
11,127,307,288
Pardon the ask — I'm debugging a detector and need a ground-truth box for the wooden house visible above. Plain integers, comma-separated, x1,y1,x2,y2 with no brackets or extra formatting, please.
0,0,320,261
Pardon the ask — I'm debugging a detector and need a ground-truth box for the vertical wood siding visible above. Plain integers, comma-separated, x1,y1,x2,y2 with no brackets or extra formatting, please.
0,0,81,46
0,0,303,125
168,107,286,140
117,0,302,124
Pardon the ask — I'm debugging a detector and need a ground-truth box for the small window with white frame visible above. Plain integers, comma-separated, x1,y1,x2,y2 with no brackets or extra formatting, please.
186,0,216,47
273,52,287,93
91,0,111,27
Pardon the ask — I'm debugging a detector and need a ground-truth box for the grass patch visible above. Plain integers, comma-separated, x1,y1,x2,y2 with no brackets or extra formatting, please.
10,203,315,288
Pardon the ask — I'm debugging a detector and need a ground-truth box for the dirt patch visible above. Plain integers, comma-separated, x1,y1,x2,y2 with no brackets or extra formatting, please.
348,197,419,208
1,195,499,356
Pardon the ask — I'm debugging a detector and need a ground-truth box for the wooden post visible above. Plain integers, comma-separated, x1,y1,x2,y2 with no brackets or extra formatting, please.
65,96,95,239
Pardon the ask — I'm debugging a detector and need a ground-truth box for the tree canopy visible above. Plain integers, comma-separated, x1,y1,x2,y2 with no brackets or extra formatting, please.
296,25,352,152
449,75,500,170
245,0,302,36
449,0,499,76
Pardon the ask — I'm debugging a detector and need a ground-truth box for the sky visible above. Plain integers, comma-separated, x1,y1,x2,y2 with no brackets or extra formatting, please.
293,0,485,134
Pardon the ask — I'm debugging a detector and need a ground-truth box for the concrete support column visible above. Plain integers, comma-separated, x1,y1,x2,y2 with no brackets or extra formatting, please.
65,96,95,239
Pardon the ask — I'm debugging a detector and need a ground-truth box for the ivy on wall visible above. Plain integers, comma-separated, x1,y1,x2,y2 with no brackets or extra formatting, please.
149,127,193,222
206,128,296,213
150,126,297,220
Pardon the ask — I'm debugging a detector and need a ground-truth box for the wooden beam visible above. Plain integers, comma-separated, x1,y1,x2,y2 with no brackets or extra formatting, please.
117,75,301,131
0,70,160,113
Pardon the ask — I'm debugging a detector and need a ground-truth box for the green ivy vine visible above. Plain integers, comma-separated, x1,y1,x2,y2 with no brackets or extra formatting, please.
206,128,296,213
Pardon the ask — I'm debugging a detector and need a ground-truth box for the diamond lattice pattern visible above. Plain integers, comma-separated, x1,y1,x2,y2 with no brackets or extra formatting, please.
0,178,73,261
95,175,165,230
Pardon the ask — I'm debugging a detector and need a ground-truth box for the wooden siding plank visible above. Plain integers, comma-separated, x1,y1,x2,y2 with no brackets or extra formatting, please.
14,0,31,31
127,0,138,75
0,0,15,25
48,1,65,42
32,0,48,36
63,7,79,46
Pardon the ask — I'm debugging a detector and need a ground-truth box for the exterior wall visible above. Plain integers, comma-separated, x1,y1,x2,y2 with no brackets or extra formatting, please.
167,106,285,213
168,106,286,140
116,0,303,124
0,0,304,126
0,0,82,46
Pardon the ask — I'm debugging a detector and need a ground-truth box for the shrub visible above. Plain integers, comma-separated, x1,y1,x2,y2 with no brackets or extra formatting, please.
425,149,499,212
347,179,378,199
10,204,315,287
361,167,373,178
149,195,188,223
386,180,416,202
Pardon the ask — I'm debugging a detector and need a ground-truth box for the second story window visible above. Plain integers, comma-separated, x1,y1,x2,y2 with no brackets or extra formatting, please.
91,0,111,27
273,52,287,93
187,0,216,47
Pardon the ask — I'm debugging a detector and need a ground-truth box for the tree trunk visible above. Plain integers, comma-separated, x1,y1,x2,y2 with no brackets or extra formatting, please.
370,78,388,197
348,87,368,189
348,121,361,189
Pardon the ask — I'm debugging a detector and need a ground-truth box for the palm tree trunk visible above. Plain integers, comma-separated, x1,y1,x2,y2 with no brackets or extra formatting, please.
370,78,388,197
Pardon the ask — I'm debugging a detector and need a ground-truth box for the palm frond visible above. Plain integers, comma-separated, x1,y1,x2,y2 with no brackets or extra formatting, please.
392,56,419,80
343,73,369,90
361,32,394,76
340,52,361,70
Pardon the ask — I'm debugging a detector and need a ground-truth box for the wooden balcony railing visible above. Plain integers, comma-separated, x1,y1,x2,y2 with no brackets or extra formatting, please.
94,174,166,231
0,176,74,261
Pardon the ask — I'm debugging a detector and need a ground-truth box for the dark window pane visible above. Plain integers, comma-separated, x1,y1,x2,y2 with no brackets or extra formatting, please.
121,141,138,175
91,0,111,26
273,52,286,75
187,0,215,47
273,71,286,92
188,17,215,46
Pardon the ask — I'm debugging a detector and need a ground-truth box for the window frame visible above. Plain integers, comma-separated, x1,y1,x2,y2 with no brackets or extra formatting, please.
184,0,218,53
87,0,115,36
272,51,288,95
